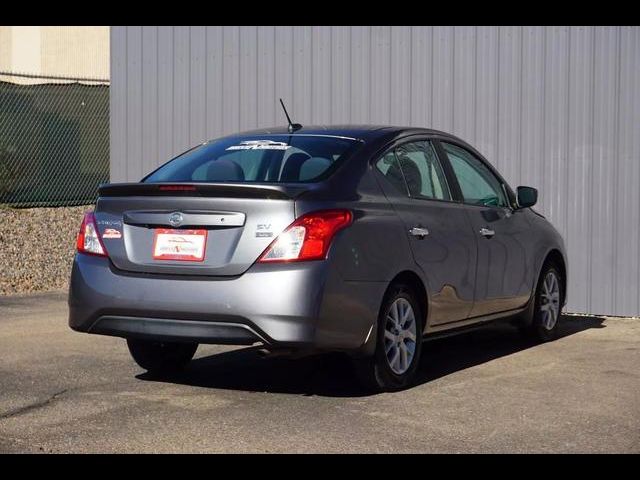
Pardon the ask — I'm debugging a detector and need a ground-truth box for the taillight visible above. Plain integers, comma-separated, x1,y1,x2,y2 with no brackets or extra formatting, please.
76,212,108,257
258,209,352,263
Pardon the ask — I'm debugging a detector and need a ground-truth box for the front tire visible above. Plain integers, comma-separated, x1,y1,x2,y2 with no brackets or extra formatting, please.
521,263,564,342
354,283,423,392
127,338,198,373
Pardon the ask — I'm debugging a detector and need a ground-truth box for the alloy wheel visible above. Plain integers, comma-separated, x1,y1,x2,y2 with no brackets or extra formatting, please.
384,297,417,375
540,271,561,330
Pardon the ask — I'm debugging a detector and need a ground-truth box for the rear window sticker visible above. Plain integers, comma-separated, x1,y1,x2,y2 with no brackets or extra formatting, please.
226,140,291,151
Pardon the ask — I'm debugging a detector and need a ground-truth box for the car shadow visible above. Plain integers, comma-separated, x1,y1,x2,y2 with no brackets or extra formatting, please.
136,314,606,398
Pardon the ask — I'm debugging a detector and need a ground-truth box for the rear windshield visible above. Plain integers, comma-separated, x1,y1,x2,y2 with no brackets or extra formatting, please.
143,135,361,184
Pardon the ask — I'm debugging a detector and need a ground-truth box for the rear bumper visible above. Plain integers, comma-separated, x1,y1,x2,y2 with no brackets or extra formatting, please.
89,316,265,345
68,253,384,352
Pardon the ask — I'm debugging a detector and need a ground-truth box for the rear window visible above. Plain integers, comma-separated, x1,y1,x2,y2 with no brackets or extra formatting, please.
143,135,361,184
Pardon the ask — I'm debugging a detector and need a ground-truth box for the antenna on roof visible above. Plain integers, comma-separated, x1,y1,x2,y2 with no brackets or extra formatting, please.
279,98,303,133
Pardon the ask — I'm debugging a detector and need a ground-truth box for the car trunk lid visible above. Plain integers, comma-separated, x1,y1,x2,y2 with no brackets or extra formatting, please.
93,182,309,276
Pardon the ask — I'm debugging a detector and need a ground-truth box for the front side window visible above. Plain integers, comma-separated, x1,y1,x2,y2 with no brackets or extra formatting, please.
144,135,360,184
441,142,507,208
375,140,451,201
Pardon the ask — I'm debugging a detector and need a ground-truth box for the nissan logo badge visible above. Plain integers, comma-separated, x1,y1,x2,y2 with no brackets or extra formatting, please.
169,212,183,227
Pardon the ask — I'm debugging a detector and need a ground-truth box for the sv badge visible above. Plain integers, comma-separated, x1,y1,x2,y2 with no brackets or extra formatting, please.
256,223,273,238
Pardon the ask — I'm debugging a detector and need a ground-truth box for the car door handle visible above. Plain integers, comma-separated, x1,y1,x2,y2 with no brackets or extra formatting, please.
479,227,495,238
409,227,430,238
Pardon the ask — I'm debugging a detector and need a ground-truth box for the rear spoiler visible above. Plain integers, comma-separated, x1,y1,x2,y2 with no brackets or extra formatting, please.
98,182,314,200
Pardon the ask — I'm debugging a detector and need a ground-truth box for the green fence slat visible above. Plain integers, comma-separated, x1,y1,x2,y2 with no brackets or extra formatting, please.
0,78,109,208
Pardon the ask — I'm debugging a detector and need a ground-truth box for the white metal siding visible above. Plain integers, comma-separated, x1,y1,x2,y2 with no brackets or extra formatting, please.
110,26,640,317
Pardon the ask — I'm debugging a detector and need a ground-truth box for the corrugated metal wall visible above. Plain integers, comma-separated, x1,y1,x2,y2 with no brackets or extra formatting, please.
110,26,640,317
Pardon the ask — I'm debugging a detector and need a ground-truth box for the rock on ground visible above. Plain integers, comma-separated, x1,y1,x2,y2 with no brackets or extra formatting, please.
0,205,93,295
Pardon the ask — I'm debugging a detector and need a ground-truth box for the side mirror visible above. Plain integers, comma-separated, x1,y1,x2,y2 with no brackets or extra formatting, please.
517,186,538,208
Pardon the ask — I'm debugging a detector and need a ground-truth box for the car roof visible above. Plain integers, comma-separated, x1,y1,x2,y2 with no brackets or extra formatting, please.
217,124,460,143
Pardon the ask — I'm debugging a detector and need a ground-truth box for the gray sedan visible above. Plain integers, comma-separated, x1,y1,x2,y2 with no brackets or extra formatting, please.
69,125,567,391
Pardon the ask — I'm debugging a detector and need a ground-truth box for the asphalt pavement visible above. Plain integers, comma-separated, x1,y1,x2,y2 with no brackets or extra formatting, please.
0,291,638,453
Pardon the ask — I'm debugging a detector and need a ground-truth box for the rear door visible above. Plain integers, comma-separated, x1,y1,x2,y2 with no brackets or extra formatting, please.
436,141,532,317
373,139,476,325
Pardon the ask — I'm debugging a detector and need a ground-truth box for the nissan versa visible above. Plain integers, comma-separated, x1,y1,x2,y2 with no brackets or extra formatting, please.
69,124,567,391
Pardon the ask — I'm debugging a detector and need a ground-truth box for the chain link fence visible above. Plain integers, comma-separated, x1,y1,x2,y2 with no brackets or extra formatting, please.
0,71,109,208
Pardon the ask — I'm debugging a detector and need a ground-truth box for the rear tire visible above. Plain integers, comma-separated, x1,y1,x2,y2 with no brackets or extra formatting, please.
126,338,198,373
520,263,564,342
354,283,423,392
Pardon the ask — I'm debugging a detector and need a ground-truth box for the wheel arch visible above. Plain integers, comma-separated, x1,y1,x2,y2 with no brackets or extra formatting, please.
384,270,429,328
356,269,429,358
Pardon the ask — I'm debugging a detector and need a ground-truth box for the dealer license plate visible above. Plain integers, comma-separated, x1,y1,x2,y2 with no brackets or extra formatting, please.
152,229,207,262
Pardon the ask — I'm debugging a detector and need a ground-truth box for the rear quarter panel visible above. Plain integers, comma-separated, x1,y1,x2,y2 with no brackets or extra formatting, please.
293,156,421,349
295,157,417,284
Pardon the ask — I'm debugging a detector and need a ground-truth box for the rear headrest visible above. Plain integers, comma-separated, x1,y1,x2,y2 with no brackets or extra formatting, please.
280,152,311,181
385,153,422,194
385,157,405,189
299,157,331,181
206,159,245,182
396,153,422,194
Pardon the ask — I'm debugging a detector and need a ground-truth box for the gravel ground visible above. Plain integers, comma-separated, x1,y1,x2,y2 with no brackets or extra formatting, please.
0,205,93,295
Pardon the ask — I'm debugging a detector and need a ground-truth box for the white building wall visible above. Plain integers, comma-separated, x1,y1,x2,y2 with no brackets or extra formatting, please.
0,26,110,83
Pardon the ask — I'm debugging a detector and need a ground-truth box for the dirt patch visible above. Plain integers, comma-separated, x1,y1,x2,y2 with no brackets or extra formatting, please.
0,205,93,295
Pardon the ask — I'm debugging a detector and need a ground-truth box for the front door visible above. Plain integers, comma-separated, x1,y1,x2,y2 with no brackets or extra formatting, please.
373,140,476,325
438,141,531,317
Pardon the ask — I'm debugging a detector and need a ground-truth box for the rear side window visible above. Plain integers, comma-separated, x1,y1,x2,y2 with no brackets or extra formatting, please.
144,136,360,184
375,140,451,201
376,151,407,194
